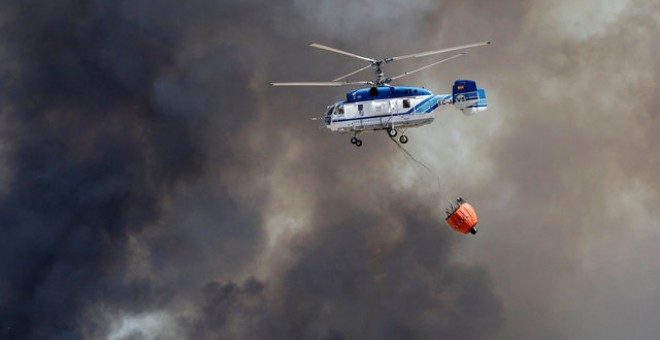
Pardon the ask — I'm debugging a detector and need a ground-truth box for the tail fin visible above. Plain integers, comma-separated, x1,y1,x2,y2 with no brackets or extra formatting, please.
452,80,487,115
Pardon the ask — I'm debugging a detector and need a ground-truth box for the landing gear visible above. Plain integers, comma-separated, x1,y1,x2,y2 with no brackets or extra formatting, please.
350,136,363,147
387,127,398,137
386,127,408,144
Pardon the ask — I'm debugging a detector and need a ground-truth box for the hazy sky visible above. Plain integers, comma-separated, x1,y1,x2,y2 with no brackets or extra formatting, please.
1,1,658,339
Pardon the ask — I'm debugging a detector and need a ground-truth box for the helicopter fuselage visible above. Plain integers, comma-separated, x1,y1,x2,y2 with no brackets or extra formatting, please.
323,84,485,140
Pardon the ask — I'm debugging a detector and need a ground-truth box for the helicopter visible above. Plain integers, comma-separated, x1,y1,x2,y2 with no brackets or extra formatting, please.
272,41,490,147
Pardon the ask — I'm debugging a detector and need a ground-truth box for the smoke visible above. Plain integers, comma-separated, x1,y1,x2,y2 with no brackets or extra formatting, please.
2,0,658,339
0,1,502,339
0,1,263,338
291,0,439,41
187,205,501,340
426,0,660,338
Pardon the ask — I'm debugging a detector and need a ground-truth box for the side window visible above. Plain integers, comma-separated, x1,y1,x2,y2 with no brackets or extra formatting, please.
336,105,344,115
403,99,411,109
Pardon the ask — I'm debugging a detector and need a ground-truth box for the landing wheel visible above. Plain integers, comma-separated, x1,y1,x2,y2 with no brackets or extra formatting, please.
387,127,398,137
399,135,408,144
350,136,358,144
355,139,362,147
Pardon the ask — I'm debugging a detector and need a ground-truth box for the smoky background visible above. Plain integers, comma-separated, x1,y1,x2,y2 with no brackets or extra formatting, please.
0,0,658,339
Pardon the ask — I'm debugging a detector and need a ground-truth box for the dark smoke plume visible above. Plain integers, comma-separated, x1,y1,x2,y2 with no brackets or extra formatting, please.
188,205,502,340
22,0,651,339
0,1,263,338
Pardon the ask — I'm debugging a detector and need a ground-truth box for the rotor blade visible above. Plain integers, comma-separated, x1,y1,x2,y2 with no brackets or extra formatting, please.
332,64,373,82
309,43,376,62
271,81,371,87
389,53,466,81
389,41,490,61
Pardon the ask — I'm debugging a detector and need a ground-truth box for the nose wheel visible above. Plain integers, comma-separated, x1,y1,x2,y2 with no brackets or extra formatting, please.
387,127,398,137
350,136,363,147
399,135,408,144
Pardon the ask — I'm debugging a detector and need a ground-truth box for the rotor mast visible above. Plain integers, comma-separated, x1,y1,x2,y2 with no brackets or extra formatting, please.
374,61,385,85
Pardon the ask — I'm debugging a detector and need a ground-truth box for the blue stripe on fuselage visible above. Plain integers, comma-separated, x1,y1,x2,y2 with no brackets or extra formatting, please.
405,95,452,114
405,96,434,114
331,111,414,123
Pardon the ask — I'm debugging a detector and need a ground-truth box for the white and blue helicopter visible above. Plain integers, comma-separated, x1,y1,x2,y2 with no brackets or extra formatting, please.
272,41,490,147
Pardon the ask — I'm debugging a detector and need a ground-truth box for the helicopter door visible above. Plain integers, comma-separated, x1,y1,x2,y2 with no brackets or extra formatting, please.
389,100,398,123
356,104,364,129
